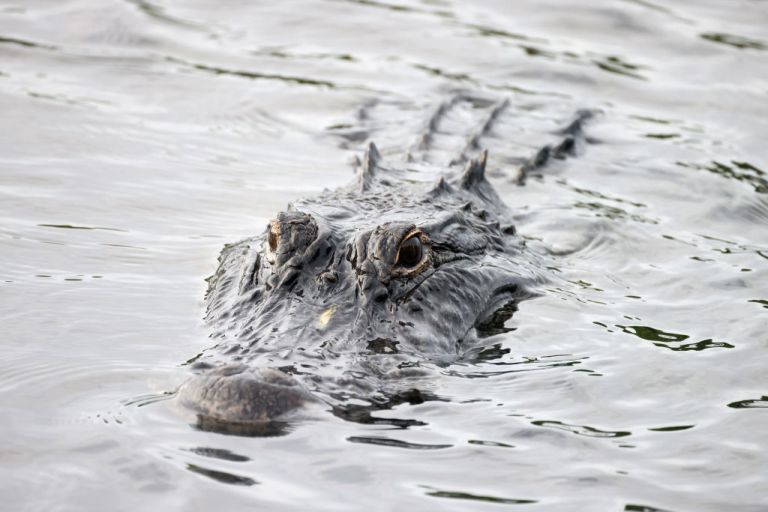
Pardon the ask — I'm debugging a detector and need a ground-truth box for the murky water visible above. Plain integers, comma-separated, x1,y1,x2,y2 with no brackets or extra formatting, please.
1,0,767,510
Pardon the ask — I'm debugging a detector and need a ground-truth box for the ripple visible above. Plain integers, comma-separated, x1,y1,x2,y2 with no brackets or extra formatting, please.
468,439,514,448
347,436,452,450
38,223,127,232
125,0,206,31
614,324,735,352
0,36,57,51
164,56,337,89
185,463,257,486
700,32,766,51
531,420,631,438
420,485,537,505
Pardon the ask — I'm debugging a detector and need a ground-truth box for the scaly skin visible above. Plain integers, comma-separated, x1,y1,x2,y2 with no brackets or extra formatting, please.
178,98,593,434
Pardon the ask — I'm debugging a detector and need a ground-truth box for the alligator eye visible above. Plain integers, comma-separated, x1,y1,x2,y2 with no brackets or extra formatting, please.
396,235,423,268
394,230,430,277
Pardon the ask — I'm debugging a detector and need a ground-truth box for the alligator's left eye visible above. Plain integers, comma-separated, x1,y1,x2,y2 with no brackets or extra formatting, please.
396,236,422,267
394,230,429,276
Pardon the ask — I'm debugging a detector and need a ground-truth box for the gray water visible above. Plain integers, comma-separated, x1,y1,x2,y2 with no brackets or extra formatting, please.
1,0,767,510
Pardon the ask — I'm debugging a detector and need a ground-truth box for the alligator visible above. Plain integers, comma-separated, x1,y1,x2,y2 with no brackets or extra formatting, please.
178,93,594,435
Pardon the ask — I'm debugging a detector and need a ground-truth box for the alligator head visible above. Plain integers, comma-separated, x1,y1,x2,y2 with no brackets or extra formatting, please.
178,144,546,434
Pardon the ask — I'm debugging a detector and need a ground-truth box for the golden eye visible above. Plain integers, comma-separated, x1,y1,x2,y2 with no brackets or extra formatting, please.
268,219,280,253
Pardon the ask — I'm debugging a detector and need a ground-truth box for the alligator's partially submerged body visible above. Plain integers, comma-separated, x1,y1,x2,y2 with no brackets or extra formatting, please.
178,94,593,434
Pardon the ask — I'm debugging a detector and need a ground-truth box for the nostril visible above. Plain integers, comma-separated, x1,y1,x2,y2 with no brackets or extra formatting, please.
373,289,388,303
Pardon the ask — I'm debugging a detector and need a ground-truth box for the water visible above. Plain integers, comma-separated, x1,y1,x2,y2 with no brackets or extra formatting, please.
1,0,767,510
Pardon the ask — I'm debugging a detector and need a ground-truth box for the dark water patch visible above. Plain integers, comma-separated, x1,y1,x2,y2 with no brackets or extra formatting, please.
185,464,257,486
677,160,768,194
531,420,631,438
700,32,766,51
468,439,514,448
647,425,694,432
421,485,537,505
625,504,676,512
727,396,768,409
615,325,734,352
186,447,250,462
347,436,452,450
0,36,57,51
165,56,337,88
748,299,768,310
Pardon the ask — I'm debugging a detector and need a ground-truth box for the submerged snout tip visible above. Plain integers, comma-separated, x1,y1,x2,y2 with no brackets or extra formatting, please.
178,364,316,426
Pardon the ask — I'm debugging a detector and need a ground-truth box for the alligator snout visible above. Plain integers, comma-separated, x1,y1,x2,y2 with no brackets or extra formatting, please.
178,364,317,428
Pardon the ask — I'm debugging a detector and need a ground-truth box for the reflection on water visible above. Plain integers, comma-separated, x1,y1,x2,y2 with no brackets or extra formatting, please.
1,0,767,510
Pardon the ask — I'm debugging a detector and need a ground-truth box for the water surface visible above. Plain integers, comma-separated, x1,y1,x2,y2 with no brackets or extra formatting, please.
1,0,767,510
